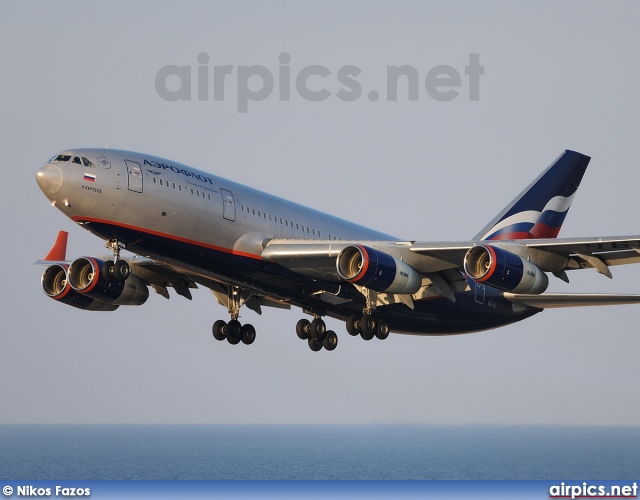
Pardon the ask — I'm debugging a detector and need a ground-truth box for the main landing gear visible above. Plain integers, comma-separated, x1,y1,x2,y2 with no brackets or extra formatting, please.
295,316,338,352
345,287,391,341
345,313,390,341
211,286,256,346
102,239,130,282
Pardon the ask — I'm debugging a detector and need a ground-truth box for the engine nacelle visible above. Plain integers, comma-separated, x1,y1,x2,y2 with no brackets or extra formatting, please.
67,257,149,306
336,245,422,294
41,264,119,311
464,245,548,294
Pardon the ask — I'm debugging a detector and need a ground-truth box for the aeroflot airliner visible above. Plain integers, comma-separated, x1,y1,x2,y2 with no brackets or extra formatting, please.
36,149,640,351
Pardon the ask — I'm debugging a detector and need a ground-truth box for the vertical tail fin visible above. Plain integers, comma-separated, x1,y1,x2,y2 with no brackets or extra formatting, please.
473,150,591,241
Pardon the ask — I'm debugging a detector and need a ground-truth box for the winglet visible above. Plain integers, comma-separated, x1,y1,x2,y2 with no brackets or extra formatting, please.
44,231,68,261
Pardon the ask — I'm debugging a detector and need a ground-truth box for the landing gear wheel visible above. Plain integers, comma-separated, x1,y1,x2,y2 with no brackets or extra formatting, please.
101,260,115,282
360,314,376,341
241,324,256,345
226,319,242,345
375,319,390,340
310,318,327,342
346,314,361,336
296,319,311,340
212,320,227,341
112,260,130,282
308,337,323,352
322,331,338,351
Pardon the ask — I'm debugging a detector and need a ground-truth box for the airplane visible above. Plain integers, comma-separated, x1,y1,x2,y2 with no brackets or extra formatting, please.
35,148,640,351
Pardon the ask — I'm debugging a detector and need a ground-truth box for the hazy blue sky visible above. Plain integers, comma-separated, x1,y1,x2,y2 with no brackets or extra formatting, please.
2,1,640,425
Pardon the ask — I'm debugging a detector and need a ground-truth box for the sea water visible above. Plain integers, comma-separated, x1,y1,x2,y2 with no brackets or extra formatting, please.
1,425,638,480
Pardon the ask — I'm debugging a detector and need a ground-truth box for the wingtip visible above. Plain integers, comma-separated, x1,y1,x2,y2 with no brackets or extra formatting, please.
44,231,69,261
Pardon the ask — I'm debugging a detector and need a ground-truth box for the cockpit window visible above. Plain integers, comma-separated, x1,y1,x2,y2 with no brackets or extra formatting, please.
82,157,94,168
54,154,72,162
73,156,82,165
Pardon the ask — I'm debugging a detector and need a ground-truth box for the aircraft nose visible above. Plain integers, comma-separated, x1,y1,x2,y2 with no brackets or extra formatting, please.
36,163,63,196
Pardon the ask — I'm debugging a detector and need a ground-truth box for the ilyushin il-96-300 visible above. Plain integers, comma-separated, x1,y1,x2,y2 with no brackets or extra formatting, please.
36,149,640,351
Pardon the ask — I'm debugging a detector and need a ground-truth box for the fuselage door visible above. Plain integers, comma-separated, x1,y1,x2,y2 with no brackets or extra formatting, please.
220,188,236,222
125,160,143,193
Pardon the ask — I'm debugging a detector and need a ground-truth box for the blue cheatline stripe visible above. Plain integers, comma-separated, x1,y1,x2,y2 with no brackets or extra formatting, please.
1,480,637,499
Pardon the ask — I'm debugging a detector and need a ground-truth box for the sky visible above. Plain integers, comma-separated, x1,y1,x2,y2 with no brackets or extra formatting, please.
1,1,640,425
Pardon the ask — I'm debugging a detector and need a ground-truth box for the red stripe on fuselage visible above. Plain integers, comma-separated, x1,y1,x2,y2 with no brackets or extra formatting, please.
71,216,263,261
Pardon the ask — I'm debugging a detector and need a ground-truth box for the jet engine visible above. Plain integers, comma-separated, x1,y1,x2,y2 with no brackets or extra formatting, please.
464,245,548,294
336,245,422,294
67,257,149,306
41,263,119,311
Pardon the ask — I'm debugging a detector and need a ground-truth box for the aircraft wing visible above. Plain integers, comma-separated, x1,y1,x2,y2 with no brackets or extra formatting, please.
264,236,640,276
410,236,640,276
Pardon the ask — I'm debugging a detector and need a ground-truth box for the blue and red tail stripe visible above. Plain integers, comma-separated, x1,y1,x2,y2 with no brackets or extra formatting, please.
474,150,590,241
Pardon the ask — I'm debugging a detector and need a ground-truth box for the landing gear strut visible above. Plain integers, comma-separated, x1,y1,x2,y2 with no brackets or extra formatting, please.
102,239,130,283
295,316,338,352
211,286,256,346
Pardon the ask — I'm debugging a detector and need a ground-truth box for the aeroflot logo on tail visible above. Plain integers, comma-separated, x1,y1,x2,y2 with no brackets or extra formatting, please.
155,52,484,112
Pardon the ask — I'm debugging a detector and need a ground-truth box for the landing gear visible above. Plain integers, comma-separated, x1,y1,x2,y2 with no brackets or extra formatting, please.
345,313,391,341
210,286,257,346
296,316,338,352
345,288,391,341
211,318,256,345
102,239,130,283
322,330,338,351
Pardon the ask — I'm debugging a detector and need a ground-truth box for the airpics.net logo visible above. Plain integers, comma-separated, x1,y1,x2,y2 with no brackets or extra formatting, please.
154,52,484,112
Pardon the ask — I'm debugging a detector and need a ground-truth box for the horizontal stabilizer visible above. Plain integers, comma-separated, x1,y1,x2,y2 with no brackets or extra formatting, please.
504,292,640,309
